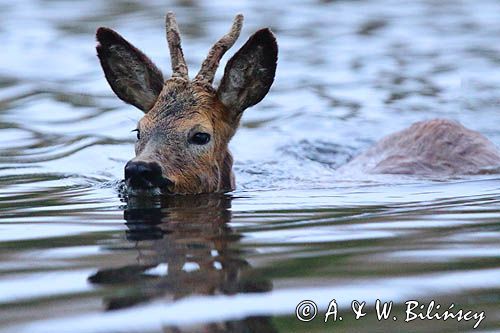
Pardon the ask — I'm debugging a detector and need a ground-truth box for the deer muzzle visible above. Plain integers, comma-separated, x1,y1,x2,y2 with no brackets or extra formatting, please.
124,160,173,194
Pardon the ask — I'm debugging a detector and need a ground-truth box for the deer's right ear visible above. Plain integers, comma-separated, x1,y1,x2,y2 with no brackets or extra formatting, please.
96,27,164,112
217,28,278,117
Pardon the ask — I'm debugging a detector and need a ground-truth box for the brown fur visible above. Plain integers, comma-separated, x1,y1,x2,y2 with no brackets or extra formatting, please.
96,14,277,195
132,79,238,194
342,119,500,175
96,28,164,111
97,14,499,194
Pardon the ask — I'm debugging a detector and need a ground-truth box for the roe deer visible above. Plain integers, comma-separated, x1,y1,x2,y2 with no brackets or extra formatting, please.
96,12,277,195
339,119,500,176
96,12,500,195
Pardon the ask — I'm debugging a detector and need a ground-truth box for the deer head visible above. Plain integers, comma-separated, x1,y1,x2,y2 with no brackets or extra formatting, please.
96,13,277,195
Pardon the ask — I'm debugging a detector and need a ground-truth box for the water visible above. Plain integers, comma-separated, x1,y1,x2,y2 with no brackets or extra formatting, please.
1,0,500,332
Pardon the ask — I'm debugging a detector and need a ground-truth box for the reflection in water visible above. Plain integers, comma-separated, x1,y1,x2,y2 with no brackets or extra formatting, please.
2,0,500,331
89,194,276,332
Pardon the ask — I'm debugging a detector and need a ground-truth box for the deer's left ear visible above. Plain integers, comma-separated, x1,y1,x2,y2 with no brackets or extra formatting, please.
217,28,278,115
96,27,164,112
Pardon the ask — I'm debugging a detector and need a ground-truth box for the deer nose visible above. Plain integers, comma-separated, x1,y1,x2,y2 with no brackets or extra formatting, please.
124,161,170,188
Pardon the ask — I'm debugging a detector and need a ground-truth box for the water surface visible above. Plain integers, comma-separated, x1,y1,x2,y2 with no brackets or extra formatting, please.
1,0,500,332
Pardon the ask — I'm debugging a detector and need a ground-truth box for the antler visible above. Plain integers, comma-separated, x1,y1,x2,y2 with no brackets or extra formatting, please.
194,14,244,84
166,12,189,79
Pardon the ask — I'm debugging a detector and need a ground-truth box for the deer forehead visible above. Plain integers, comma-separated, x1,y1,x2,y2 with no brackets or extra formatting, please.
140,81,220,133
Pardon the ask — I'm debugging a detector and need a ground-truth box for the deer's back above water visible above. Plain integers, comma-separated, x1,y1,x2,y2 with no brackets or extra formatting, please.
341,119,500,176
96,12,500,195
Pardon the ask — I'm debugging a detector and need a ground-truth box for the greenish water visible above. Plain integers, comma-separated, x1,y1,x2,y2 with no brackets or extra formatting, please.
1,0,500,332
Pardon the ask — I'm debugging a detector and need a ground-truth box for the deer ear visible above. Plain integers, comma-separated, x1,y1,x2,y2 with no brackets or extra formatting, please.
96,27,164,112
217,28,277,115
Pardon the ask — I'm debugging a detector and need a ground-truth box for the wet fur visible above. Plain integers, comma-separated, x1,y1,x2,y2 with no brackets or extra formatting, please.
96,22,277,195
134,79,238,194
343,119,500,175
97,15,500,195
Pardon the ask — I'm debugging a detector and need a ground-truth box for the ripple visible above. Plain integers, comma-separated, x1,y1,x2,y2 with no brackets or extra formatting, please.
1,0,500,331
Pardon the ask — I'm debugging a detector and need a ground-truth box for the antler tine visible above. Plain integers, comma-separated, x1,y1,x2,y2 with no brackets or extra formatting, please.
194,14,244,84
166,11,189,79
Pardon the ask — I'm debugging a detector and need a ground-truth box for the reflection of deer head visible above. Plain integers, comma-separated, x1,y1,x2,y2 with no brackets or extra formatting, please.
89,195,276,332
96,12,278,195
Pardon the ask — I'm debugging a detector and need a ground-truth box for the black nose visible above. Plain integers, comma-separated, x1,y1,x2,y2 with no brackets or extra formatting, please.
124,161,169,188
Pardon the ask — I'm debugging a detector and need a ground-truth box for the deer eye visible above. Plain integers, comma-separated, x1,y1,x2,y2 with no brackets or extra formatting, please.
132,129,140,140
189,132,211,145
